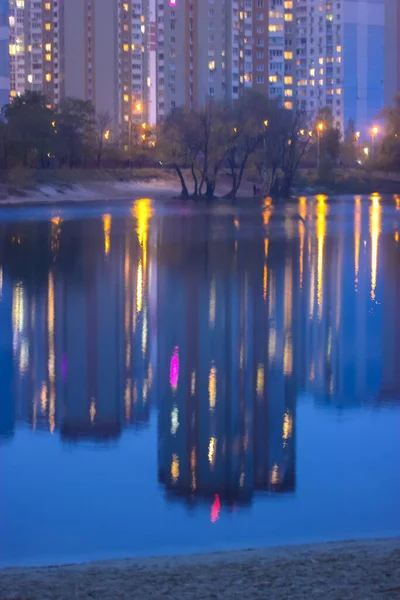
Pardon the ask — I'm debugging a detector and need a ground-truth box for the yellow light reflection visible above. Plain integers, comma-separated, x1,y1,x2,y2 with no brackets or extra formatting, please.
283,334,293,375
316,195,328,319
299,197,307,289
256,364,264,397
133,198,153,272
263,197,273,227
208,437,217,468
102,214,111,256
354,196,361,287
40,382,47,413
270,463,279,486
191,447,197,491
171,454,179,483
282,410,292,446
90,399,96,424
395,195,400,210
209,365,217,409
125,379,132,421
263,264,268,302
369,194,381,301
136,260,143,313
395,232,399,243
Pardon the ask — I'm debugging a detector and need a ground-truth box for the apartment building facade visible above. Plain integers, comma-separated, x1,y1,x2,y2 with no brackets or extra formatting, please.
156,0,269,121
0,0,8,107
384,0,400,106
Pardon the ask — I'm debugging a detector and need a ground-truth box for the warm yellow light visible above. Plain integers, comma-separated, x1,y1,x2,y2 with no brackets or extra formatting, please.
45,43,52,51
317,122,324,132
171,454,179,483
364,147,369,156
141,133,146,140
369,194,381,301
45,1,51,8
264,119,269,127
45,23,51,30
355,131,360,139
372,126,379,136
208,437,217,467
103,214,111,256
135,102,142,111
104,129,110,140
45,73,52,82
141,122,147,129
316,194,328,319
208,365,217,409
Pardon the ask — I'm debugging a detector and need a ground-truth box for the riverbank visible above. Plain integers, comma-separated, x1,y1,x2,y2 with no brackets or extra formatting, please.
0,167,399,206
1,538,399,599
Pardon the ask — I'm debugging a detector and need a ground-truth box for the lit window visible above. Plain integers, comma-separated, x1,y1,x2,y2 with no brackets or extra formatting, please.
284,0,293,7
45,23,51,30
45,43,52,51
319,57,324,65
123,43,129,52
284,101,293,110
124,115,129,122
27,74,33,83
123,94,129,102
45,2,51,9
284,51,293,59
310,79,315,86
9,44,16,55
310,68,315,76
284,76,292,84
336,88,342,95
319,68,324,74
319,78,323,86
336,45,341,52
45,53,51,61
209,61,215,70
336,56,341,63
284,13,293,21
269,75,278,83
269,24,283,32
10,90,16,97
284,89,293,96
123,3,129,10
45,73,52,82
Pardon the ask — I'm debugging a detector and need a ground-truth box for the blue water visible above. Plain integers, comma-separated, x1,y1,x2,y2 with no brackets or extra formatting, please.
0,195,399,568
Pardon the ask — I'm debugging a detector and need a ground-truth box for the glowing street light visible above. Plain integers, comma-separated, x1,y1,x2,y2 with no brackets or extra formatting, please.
364,147,369,157
317,122,324,169
264,119,269,127
371,126,379,157
355,131,360,141
104,129,110,141
141,122,147,130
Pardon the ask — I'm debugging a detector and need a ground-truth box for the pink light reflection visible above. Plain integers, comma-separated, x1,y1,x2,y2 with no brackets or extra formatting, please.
169,346,179,390
169,0,176,6
211,494,220,523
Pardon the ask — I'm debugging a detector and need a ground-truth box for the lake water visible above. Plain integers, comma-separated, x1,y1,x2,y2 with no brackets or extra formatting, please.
0,194,399,568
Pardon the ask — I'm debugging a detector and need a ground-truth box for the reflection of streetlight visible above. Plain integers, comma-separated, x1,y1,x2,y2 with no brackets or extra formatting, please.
317,122,324,169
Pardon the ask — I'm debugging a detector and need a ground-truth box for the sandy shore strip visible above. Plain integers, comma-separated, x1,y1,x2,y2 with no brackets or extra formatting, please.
1,538,399,599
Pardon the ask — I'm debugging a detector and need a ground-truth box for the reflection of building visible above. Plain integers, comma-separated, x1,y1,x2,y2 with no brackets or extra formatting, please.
157,221,297,507
0,274,14,440
3,203,155,443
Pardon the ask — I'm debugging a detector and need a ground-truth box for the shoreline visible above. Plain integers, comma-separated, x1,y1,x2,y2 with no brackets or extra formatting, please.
1,538,399,599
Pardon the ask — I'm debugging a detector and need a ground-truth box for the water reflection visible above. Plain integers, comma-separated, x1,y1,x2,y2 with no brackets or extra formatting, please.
0,195,399,513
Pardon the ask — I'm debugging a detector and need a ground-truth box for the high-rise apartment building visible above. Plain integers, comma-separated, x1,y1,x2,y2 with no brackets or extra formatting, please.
384,0,400,106
156,0,269,120
289,0,384,133
8,0,151,142
0,0,9,107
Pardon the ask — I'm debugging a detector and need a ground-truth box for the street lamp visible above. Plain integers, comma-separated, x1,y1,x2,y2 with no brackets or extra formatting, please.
317,122,324,170
104,129,110,141
264,119,269,127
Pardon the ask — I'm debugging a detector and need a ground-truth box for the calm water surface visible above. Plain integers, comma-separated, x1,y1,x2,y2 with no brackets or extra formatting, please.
0,195,399,567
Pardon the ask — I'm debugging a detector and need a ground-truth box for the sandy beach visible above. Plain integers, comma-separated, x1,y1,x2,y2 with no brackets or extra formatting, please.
1,538,399,599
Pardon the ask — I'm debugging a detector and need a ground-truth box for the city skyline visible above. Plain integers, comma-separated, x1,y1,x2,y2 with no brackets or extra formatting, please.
1,1,397,137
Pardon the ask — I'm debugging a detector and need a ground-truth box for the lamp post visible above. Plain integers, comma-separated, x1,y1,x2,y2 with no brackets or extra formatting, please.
317,122,324,170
